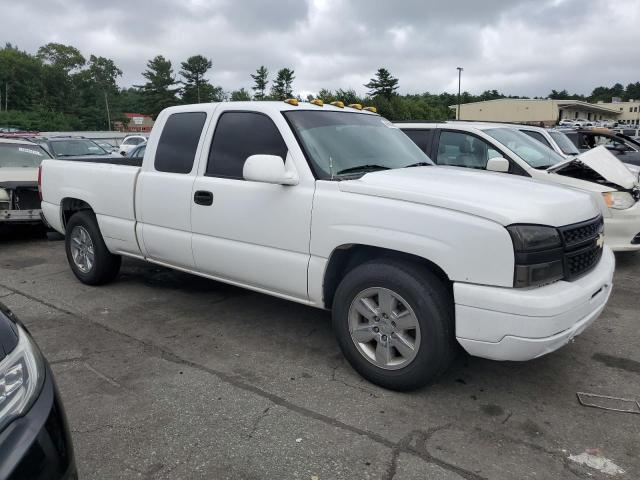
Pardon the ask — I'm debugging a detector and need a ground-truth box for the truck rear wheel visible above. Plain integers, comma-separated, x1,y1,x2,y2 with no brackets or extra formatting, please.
65,211,121,285
332,258,456,391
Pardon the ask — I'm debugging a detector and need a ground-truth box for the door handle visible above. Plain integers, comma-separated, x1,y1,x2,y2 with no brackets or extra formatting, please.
194,190,213,206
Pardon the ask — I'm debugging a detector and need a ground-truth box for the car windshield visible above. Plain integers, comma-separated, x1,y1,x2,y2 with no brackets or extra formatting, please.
484,128,565,168
283,111,433,179
50,139,107,157
124,137,143,145
0,143,49,167
548,131,580,155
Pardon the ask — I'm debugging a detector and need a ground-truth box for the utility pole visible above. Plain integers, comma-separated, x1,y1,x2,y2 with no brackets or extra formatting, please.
104,91,112,131
456,67,463,120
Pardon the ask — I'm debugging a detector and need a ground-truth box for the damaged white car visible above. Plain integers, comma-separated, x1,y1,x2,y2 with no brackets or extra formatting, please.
0,138,50,225
398,122,640,251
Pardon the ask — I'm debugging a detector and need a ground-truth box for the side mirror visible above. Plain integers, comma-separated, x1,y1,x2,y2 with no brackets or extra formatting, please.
243,155,298,185
486,157,510,173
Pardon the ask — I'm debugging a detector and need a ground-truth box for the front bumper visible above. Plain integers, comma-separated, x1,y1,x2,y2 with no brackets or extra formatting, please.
0,208,43,224
454,247,615,361
0,364,76,480
604,201,640,251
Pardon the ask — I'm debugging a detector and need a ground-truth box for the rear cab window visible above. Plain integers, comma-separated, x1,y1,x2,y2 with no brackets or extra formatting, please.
154,112,207,174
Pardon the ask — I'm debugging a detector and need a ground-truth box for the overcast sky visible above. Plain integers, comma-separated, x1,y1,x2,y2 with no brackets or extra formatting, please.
2,0,639,98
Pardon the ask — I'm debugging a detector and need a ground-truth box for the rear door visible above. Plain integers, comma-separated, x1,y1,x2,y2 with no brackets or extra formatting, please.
190,109,314,300
136,110,210,268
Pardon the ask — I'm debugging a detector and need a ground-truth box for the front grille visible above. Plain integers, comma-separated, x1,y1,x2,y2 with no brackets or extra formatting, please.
559,216,604,280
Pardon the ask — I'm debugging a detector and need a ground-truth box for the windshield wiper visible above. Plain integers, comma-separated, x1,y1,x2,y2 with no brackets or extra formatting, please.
404,162,432,168
336,164,390,175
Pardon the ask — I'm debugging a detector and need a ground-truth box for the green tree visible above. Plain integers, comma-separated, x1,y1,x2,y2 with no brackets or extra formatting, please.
138,55,180,117
316,88,334,102
364,68,399,100
36,42,85,72
624,82,640,101
270,68,295,100
180,55,213,103
251,66,269,100
0,44,44,111
230,88,252,101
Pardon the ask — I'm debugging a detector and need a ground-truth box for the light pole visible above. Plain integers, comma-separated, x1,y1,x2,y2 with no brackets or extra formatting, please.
456,67,463,120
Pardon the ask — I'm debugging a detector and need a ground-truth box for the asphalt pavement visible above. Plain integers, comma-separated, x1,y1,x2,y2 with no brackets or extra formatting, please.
0,226,638,479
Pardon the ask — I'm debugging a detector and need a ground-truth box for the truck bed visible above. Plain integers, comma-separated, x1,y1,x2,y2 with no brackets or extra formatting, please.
40,159,142,256
53,155,144,167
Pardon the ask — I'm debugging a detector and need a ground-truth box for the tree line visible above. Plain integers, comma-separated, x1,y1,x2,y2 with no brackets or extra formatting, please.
1,42,639,131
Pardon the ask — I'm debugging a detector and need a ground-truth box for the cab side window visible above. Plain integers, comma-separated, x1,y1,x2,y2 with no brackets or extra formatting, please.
206,112,288,180
436,131,497,169
401,129,432,153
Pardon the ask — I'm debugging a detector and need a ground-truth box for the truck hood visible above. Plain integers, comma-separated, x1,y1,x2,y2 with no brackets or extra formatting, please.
339,166,599,227
547,146,637,190
0,167,38,185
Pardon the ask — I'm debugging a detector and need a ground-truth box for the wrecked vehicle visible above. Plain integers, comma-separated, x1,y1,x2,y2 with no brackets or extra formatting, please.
0,138,50,225
398,122,640,251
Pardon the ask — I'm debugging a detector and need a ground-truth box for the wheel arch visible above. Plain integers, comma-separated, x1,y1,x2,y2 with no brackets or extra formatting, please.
322,244,452,309
60,197,95,231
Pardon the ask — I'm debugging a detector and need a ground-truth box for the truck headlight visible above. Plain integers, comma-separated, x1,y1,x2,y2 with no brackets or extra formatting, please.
0,324,45,432
507,225,564,288
0,188,9,211
602,191,635,210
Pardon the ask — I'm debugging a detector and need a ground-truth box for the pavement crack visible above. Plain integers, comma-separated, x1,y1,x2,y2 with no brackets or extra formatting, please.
246,406,271,439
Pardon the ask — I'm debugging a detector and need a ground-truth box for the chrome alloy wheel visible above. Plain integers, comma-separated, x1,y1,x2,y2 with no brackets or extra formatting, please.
70,226,95,274
348,287,421,370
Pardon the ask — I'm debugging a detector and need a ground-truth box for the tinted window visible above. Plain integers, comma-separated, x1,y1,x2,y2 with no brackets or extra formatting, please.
207,112,287,179
436,131,498,169
0,144,50,167
51,139,107,157
155,112,206,174
521,130,552,148
401,129,432,153
131,145,146,159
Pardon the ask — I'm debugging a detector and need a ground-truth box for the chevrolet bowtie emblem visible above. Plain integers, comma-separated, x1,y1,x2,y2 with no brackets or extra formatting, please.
596,233,605,248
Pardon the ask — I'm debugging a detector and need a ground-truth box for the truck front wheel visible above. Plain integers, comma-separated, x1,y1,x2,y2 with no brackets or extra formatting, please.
332,259,456,391
65,211,121,285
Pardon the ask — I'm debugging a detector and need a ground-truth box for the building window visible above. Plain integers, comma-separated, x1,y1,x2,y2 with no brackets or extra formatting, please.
630,107,634,112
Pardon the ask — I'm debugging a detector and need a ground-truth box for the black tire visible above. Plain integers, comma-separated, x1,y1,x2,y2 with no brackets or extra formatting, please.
65,211,121,285
332,258,456,391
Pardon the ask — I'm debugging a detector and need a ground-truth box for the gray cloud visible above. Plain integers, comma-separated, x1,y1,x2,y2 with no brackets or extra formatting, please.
2,0,639,97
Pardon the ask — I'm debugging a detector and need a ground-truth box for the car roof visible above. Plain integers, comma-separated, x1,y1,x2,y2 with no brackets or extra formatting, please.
0,137,42,146
161,101,379,117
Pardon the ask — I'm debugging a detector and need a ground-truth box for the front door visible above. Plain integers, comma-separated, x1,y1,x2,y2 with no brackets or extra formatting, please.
190,110,314,300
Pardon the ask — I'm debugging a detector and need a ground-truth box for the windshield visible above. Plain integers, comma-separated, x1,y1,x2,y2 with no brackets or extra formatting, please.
50,139,107,157
124,137,143,145
0,144,49,167
283,111,433,179
484,128,565,168
548,131,580,155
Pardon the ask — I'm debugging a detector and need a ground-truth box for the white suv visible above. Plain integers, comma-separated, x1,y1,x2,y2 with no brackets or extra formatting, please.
398,122,640,251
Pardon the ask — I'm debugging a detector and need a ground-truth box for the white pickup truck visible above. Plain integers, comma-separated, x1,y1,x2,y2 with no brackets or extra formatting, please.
40,101,615,390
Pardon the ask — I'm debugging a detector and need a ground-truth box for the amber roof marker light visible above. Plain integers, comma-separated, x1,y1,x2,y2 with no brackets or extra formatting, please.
284,98,299,106
348,103,363,110
330,101,345,108
310,99,324,107
364,106,377,113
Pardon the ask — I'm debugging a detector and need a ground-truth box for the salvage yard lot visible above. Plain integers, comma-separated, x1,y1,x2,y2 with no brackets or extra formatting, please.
0,228,638,479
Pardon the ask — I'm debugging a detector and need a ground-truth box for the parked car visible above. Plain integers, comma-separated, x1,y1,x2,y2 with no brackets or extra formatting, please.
126,142,146,161
118,135,147,156
398,122,640,251
0,138,50,225
0,303,76,479
40,101,614,390
559,118,593,127
31,136,114,159
561,128,640,167
95,140,117,153
516,125,581,158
